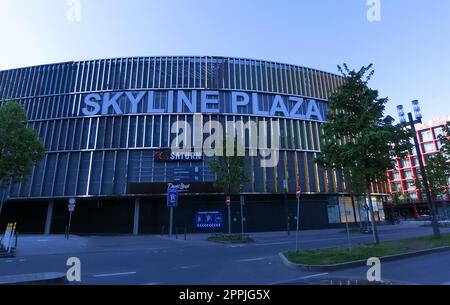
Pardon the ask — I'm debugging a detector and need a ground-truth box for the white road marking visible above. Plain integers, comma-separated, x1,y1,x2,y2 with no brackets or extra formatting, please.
237,256,273,262
36,239,49,242
93,272,137,278
269,273,329,285
173,265,200,270
441,282,450,285
5,260,13,263
142,282,162,285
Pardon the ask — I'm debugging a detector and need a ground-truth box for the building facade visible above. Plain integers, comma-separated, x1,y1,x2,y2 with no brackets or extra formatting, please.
0,56,388,234
387,116,450,219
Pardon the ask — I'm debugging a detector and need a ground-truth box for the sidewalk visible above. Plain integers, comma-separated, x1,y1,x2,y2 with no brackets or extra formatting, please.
3,221,435,257
12,235,88,257
0,273,66,285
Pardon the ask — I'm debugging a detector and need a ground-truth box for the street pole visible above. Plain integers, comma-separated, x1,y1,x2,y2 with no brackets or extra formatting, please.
169,206,174,238
240,196,244,236
407,112,441,238
67,211,73,240
295,195,300,252
342,195,352,250
0,190,5,217
228,204,231,235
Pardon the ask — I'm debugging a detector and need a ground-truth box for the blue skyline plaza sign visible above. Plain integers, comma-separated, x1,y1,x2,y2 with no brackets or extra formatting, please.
195,211,223,229
167,188,178,207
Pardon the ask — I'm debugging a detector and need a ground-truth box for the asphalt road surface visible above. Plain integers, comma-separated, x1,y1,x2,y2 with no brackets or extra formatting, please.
1,223,449,285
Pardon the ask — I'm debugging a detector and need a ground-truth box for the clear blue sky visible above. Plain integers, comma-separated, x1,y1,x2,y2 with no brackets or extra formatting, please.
1,0,449,121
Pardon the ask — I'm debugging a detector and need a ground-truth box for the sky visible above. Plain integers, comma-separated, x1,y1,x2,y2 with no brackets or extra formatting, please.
0,0,449,121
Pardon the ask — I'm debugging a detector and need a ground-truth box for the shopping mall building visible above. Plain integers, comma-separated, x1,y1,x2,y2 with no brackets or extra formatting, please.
0,56,388,234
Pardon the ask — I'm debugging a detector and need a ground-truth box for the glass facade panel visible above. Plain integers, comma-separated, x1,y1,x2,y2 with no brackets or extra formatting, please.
0,56,362,201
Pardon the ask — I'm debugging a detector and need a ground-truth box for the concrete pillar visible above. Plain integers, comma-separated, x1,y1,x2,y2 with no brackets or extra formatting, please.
133,198,140,235
44,200,54,235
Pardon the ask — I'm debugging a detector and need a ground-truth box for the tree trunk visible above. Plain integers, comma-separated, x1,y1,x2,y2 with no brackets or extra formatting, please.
0,177,6,217
367,183,380,244
444,190,450,221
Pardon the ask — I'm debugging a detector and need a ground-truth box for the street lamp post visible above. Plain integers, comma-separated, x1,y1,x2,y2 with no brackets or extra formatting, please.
397,101,441,238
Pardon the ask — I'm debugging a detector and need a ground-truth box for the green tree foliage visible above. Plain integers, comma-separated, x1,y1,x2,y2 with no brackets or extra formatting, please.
426,154,450,199
209,137,249,196
425,122,450,200
0,101,45,187
315,64,412,244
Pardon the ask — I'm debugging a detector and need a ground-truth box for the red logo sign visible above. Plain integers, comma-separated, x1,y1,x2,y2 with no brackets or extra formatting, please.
154,150,170,161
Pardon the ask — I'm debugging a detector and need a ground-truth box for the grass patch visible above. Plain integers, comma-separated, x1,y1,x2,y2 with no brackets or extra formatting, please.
285,233,450,265
208,234,254,244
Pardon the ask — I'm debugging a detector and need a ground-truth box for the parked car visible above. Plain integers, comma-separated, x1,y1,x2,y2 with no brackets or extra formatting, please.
419,214,430,220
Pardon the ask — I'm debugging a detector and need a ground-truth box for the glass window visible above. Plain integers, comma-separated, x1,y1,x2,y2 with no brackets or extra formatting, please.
327,204,341,224
409,192,418,201
394,183,403,192
403,170,413,179
393,171,401,180
434,127,444,137
422,142,436,153
421,130,433,142
407,181,416,190
401,159,411,168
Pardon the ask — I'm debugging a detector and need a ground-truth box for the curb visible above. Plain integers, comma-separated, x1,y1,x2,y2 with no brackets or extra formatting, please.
0,273,66,285
279,246,450,272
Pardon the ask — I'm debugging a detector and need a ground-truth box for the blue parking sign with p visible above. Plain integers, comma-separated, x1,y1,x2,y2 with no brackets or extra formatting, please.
167,188,178,207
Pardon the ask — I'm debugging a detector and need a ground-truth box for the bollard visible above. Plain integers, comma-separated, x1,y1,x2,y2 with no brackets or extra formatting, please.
176,227,178,239
14,232,19,250
184,227,187,240
287,217,291,236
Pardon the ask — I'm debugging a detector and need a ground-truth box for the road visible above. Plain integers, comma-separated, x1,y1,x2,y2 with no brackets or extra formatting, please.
1,222,449,285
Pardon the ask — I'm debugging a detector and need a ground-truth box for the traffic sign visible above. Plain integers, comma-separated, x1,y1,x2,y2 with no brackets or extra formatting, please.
226,196,231,206
296,186,301,200
66,198,76,240
68,198,76,212
195,211,223,229
167,188,179,207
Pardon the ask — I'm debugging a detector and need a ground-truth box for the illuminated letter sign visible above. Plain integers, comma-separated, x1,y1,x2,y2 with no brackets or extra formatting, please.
81,90,326,121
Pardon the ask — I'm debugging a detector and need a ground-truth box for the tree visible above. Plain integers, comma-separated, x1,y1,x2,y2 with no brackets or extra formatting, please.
0,101,45,214
342,167,367,229
316,64,412,244
209,137,249,234
388,184,401,221
425,122,450,219
426,154,450,199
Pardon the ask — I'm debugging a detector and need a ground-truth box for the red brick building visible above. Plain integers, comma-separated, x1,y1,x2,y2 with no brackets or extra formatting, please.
387,116,450,219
